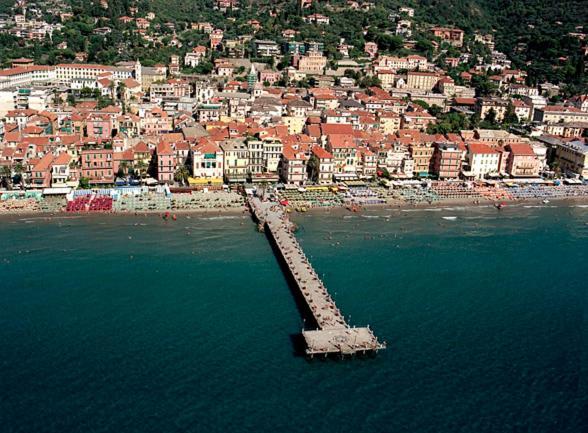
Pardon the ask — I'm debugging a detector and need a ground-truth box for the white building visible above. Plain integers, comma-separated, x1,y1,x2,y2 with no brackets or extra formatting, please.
467,142,501,179
192,140,224,180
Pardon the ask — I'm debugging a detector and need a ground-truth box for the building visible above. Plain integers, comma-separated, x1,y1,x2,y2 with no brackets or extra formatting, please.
30,153,54,188
221,138,249,183
156,141,175,184
185,46,207,68
466,142,500,179
364,42,378,58
543,122,588,138
554,139,588,178
358,148,377,178
192,140,224,181
246,136,283,177
431,27,464,47
51,152,73,187
303,14,330,25
298,51,327,75
534,105,588,124
254,40,281,57
504,143,541,177
311,145,334,184
512,99,532,122
406,72,439,91
476,97,510,122
210,29,224,49
81,149,113,184
0,66,56,90
326,134,358,180
280,144,307,185
432,142,462,179
410,142,435,177
379,112,401,135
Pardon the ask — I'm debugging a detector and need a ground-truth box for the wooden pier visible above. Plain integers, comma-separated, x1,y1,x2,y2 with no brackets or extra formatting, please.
249,196,386,357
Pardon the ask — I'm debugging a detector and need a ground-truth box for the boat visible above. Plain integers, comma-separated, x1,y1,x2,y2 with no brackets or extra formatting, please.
542,199,550,204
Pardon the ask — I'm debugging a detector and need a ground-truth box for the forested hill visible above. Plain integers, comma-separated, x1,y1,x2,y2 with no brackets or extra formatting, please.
1,0,584,91
407,0,587,89
0,0,15,13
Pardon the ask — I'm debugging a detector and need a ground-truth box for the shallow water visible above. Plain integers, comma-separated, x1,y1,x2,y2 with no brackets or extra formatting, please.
1,205,587,432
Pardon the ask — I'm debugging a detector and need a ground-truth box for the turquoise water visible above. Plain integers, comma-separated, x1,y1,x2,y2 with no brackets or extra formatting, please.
1,205,587,433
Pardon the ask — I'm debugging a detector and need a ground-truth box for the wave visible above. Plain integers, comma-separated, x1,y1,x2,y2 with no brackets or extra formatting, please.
442,216,458,221
401,208,443,212
197,215,243,221
442,207,467,211
19,216,84,221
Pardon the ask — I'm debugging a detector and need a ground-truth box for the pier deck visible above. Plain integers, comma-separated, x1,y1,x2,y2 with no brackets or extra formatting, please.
249,196,386,357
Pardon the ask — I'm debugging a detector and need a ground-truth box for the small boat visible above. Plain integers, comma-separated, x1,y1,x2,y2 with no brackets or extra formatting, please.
542,199,550,204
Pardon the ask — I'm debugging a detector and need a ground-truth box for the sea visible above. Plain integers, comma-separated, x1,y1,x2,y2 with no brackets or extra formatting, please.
1,204,587,433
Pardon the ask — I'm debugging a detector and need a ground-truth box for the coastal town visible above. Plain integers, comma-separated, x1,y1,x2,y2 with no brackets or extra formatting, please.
0,0,587,215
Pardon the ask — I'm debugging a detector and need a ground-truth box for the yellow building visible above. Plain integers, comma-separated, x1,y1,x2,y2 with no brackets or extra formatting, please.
282,116,306,134
406,71,439,91
298,51,327,75
378,113,401,134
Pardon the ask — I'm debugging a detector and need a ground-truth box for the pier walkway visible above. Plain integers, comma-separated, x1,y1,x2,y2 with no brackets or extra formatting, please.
249,196,386,357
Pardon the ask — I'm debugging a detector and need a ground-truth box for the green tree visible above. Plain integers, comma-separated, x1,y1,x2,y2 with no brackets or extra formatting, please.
306,154,319,183
503,102,519,124
1,165,12,188
79,177,90,189
174,165,190,185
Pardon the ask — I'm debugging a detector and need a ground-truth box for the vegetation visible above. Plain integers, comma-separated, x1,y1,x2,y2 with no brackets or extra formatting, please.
0,0,585,93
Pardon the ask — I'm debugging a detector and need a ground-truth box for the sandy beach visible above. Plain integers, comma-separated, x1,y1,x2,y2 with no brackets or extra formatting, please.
2,193,588,222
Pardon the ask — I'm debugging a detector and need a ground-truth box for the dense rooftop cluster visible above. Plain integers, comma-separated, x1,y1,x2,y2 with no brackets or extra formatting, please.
0,0,587,192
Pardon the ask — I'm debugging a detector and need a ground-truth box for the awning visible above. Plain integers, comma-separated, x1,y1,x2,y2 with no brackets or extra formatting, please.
188,177,223,185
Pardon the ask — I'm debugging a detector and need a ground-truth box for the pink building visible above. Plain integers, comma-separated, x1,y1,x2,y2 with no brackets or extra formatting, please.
505,143,541,177
364,42,379,58
86,113,112,139
156,141,175,183
31,153,54,188
81,149,114,184
141,107,173,135
280,144,307,185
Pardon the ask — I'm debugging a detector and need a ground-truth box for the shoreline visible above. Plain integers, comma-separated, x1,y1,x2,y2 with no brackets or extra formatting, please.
3,195,587,222
0,205,251,221
302,195,588,215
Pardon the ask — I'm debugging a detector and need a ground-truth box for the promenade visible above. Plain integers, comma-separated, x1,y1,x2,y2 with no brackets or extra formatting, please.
249,196,386,357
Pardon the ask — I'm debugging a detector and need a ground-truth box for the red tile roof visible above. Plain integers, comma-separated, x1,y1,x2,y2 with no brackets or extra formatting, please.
321,123,354,135
506,143,535,156
468,142,497,154
311,145,333,159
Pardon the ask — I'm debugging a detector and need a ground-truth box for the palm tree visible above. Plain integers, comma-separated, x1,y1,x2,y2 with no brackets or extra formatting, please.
1,165,13,189
174,166,190,186
119,161,129,175
306,155,319,183
116,81,126,100
136,160,147,179
52,88,61,108
13,162,24,186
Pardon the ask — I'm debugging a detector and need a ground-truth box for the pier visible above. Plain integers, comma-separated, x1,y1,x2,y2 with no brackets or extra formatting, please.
248,196,386,357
